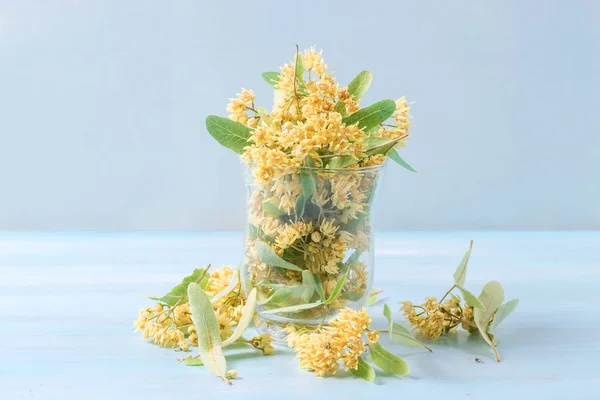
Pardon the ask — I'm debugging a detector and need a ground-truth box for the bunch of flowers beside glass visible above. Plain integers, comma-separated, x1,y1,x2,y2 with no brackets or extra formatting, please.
206,47,416,330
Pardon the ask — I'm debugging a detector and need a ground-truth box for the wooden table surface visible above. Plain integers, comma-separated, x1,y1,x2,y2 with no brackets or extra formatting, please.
1,231,598,399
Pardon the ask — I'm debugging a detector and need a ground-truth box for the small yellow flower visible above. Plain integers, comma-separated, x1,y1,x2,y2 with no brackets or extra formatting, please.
367,330,379,343
226,370,238,379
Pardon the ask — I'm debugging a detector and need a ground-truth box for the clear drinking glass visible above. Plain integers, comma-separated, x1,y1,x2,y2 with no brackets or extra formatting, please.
241,163,386,335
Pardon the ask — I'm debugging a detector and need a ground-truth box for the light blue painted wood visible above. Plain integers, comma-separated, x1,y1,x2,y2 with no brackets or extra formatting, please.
1,231,599,399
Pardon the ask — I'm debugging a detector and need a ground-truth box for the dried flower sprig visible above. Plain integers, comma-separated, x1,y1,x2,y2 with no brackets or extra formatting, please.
134,264,272,384
400,241,519,362
284,307,413,380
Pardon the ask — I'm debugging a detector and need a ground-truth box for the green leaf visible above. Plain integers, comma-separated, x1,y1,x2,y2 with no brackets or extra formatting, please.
458,285,485,310
324,270,349,304
491,298,519,333
366,289,380,306
453,241,473,287
187,283,228,382
300,159,318,198
388,149,417,172
350,356,376,382
382,304,431,351
183,356,204,366
369,342,410,376
364,137,402,157
210,270,239,304
342,100,396,133
255,241,303,272
347,71,373,102
335,71,373,116
346,250,363,266
295,194,306,219
263,202,286,218
264,286,303,306
313,274,325,301
248,224,259,240
260,301,323,314
261,72,281,88
222,288,257,347
205,115,252,155
301,270,316,303
327,155,358,169
149,266,209,306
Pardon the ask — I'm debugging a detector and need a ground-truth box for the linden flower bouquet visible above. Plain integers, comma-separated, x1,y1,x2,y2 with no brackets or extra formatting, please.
206,47,416,328
133,48,519,385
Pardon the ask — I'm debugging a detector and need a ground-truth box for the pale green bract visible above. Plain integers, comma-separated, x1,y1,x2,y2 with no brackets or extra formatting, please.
350,356,376,382
453,245,472,287
210,271,239,305
205,116,252,155
222,288,257,347
187,282,228,382
255,241,303,272
369,342,410,376
491,298,519,333
473,281,505,362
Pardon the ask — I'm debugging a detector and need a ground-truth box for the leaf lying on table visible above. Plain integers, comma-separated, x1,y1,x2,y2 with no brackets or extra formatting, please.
255,241,303,272
350,355,376,382
369,342,410,376
149,266,210,306
383,304,431,351
188,282,229,383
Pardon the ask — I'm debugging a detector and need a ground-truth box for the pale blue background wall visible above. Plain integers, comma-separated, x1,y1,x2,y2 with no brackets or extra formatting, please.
0,0,598,230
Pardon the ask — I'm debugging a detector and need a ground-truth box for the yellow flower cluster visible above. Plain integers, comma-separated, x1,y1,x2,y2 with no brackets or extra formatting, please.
400,294,475,340
285,308,372,376
229,48,411,183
